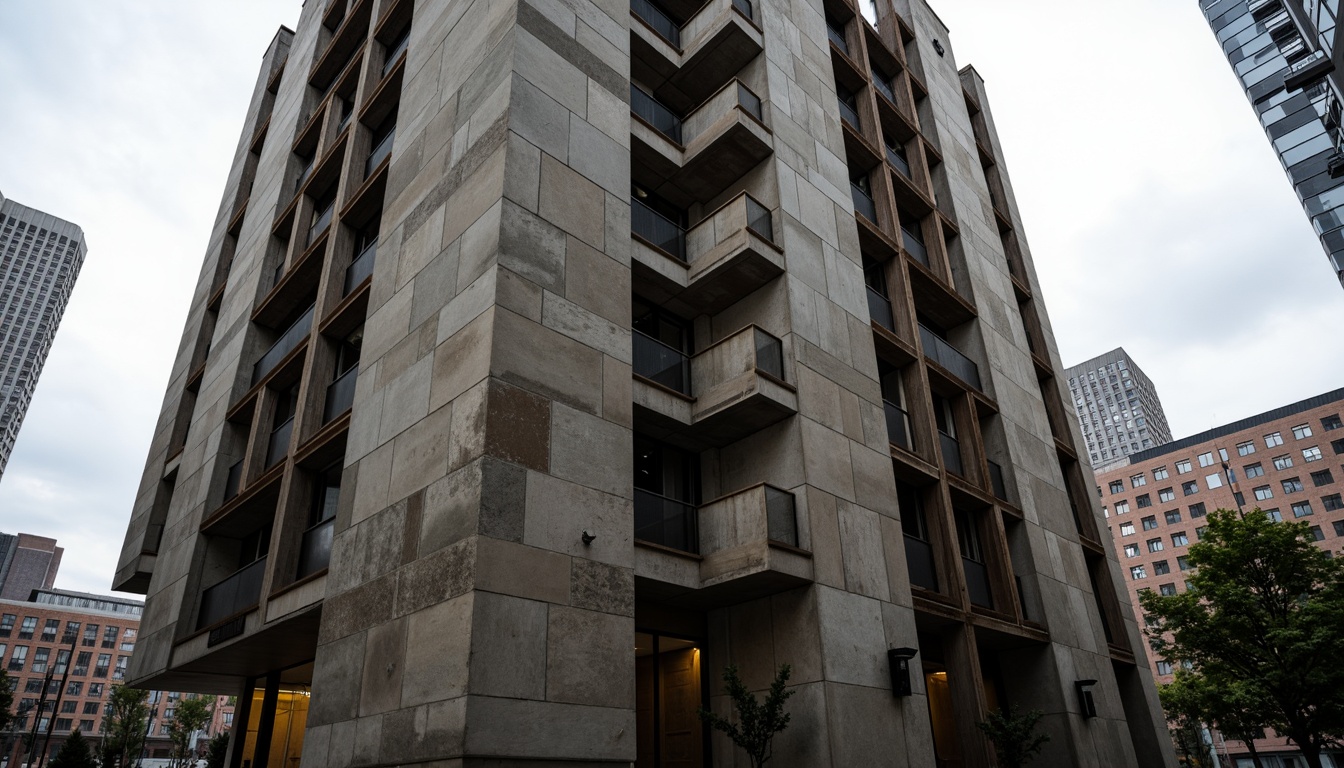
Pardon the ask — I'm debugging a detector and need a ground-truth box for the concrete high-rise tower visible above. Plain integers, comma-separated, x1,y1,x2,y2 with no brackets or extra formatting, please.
115,1,1175,766
1200,0,1344,287
1065,348,1173,473
0,192,87,478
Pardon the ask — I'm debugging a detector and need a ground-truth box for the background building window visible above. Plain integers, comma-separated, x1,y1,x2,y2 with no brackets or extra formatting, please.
1292,424,1313,440
1266,432,1284,448
1172,532,1189,547
1244,463,1264,478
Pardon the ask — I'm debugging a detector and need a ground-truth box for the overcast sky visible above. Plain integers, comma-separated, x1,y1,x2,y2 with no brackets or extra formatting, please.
0,1,1341,596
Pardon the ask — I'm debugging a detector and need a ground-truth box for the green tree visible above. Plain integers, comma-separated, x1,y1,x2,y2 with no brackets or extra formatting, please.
698,664,794,768
1161,670,1265,768
1139,509,1344,768
975,705,1050,768
0,669,13,735
205,732,229,768
167,695,214,768
49,729,99,768
99,686,149,768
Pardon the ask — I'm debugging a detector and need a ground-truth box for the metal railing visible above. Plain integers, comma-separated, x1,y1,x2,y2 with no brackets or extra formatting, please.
851,183,876,222
900,225,928,265
737,82,763,121
918,325,981,390
294,158,315,193
987,460,1007,500
197,557,267,630
765,486,798,547
366,126,396,177
904,536,938,591
344,240,377,295
336,103,353,135
223,460,244,503
873,76,896,104
866,286,894,331
631,85,683,143
324,365,359,422
632,198,686,260
252,304,315,384
838,97,860,129
634,330,690,394
309,201,335,247
827,21,848,54
939,431,963,476
267,417,294,468
964,558,993,608
631,0,681,47
886,142,911,178
754,328,784,380
745,196,773,242
883,400,912,451
297,518,336,578
635,489,698,554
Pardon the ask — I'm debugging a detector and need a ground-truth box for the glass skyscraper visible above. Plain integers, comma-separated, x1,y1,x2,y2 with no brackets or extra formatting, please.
0,192,87,478
1201,0,1344,287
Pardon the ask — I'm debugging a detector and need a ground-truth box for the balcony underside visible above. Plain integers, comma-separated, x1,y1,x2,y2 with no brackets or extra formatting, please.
635,542,813,609
633,113,773,205
633,371,796,451
631,5,763,112
632,230,784,317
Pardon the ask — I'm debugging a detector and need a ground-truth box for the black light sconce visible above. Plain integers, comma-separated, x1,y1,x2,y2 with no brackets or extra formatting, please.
932,39,945,57
888,647,919,697
1076,679,1098,719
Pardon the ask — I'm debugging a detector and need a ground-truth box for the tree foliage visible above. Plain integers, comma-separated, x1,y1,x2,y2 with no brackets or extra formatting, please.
698,664,794,768
99,686,149,768
205,732,230,768
168,695,214,767
975,705,1050,768
49,729,99,768
0,669,13,735
1139,509,1344,768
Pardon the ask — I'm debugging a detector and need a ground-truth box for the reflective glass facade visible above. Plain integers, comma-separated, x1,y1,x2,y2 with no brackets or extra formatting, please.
1202,0,1344,286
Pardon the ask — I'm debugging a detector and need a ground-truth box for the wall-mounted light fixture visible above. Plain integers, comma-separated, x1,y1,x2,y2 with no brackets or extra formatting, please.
888,647,919,697
1076,679,1098,719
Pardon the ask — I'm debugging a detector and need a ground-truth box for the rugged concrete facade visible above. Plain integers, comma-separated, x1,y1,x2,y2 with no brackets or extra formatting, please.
116,0,1175,766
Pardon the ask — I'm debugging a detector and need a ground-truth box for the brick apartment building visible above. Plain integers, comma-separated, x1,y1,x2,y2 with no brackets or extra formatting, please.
0,588,233,765
1095,387,1344,767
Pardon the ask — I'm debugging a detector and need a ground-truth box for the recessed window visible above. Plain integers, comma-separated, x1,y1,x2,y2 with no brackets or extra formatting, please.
1176,459,1192,474
1109,480,1124,494
1153,560,1171,575
1171,532,1189,547
1147,537,1164,553
1165,510,1182,525
1334,520,1344,536
1142,515,1159,531
1273,455,1293,471
1266,508,1283,522
1120,522,1136,537
1115,501,1130,515
1292,501,1314,518
1236,441,1256,456
1292,424,1313,440
1323,493,1344,512
1189,502,1206,518
1310,525,1325,541
1205,473,1223,489
1182,481,1199,496
1137,494,1152,508
1159,488,1175,503
1159,583,1178,596
1124,543,1140,558
1265,432,1284,448
1177,555,1191,571
1334,438,1344,455
1196,526,1207,540
1310,469,1333,487
1131,474,1147,488
1130,565,1147,580
1198,452,1215,467
1282,477,1305,494
1322,414,1342,431
1244,462,1265,478
1153,466,1169,480
1303,446,1323,462
1156,660,1174,675
1254,485,1274,501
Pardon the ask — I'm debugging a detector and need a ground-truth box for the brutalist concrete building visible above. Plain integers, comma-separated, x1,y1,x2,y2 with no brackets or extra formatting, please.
1200,0,1344,287
0,192,86,479
115,0,1175,765
1064,348,1173,474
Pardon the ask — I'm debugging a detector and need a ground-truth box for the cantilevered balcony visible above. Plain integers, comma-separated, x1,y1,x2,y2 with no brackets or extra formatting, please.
697,484,811,595
632,193,784,317
252,305,315,386
630,0,764,109
634,325,796,448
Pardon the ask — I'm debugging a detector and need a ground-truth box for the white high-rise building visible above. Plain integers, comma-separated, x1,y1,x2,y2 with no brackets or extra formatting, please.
1065,348,1173,473
0,191,87,478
